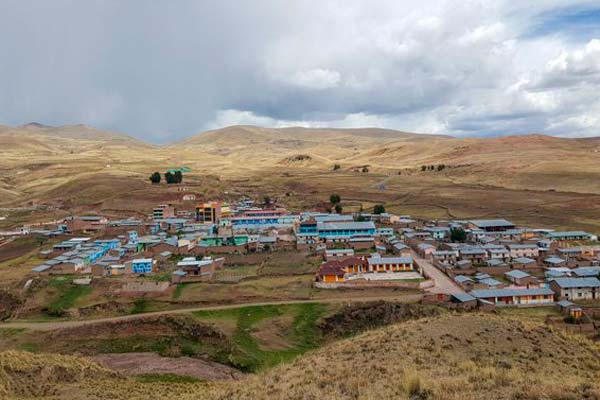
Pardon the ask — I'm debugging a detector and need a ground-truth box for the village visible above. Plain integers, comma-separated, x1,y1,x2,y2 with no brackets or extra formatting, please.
0,191,596,328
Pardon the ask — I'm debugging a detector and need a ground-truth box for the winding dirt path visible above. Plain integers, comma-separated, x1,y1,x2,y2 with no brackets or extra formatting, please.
0,294,423,331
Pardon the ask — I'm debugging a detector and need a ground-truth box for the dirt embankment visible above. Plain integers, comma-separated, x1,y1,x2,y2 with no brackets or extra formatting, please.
319,301,443,338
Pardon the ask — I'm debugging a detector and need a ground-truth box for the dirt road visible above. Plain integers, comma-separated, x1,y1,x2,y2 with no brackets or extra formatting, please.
411,250,464,295
0,294,422,331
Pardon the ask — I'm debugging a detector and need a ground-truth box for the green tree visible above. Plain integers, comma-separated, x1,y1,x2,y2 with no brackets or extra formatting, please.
165,172,175,184
330,194,341,204
450,227,467,242
362,166,369,173
373,204,386,214
333,164,341,170
264,196,271,206
437,164,446,171
149,172,161,184
421,165,427,171
334,203,343,214
174,170,183,183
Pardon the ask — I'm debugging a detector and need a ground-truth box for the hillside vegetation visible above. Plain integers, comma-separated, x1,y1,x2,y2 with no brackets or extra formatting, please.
2,124,600,230
1,313,599,399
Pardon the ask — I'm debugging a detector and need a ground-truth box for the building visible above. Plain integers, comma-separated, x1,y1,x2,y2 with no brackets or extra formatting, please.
317,221,376,239
315,261,347,283
548,231,596,242
469,219,516,232
366,255,413,272
572,266,600,278
504,270,539,286
470,288,554,306
196,201,222,223
549,277,600,301
511,257,537,269
508,244,539,259
171,257,224,283
130,258,153,274
228,209,298,229
325,248,355,260
64,216,107,232
484,245,510,261
459,247,487,264
153,204,176,220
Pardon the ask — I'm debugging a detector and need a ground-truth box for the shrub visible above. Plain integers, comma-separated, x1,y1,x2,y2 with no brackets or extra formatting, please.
149,172,161,184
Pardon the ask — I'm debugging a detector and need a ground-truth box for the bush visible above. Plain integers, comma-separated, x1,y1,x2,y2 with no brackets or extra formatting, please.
362,166,369,173
450,227,467,242
149,172,161,184
330,194,341,204
334,204,343,214
164,172,175,184
373,204,386,214
333,164,341,170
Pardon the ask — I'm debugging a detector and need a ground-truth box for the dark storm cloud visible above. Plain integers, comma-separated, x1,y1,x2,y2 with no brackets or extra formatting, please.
1,0,600,142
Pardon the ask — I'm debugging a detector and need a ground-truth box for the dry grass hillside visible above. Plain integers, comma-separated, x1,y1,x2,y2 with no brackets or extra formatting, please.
1,313,599,399
2,123,600,230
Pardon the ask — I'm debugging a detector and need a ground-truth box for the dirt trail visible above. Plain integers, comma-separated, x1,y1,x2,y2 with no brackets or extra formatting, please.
0,294,422,331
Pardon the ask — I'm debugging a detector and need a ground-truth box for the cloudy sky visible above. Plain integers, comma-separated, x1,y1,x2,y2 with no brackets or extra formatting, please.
1,0,600,142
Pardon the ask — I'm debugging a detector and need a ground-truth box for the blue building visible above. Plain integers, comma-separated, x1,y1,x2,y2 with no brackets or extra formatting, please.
94,239,121,251
317,221,376,238
131,258,153,274
128,231,139,245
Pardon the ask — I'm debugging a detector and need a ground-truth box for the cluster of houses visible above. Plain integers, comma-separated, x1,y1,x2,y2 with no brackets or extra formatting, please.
395,218,600,311
16,198,600,310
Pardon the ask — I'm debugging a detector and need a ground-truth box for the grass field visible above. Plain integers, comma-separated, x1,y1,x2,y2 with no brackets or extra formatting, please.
192,303,329,372
44,277,93,317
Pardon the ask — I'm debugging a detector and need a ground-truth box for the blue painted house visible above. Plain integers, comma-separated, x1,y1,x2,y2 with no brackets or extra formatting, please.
317,221,376,238
131,258,153,274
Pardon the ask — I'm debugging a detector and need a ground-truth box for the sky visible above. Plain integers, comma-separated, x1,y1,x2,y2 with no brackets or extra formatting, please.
1,1,600,143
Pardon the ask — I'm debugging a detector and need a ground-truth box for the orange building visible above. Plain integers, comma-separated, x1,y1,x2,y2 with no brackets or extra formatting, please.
196,201,222,223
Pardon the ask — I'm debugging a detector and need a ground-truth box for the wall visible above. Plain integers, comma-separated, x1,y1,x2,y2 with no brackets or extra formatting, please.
314,279,433,290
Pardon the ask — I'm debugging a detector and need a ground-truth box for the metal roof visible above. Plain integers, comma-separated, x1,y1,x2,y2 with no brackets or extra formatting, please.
367,256,413,265
505,270,531,279
317,221,376,231
470,219,515,228
551,277,600,288
452,293,476,302
508,244,538,249
513,257,536,264
471,287,553,298
572,267,600,277
544,257,565,264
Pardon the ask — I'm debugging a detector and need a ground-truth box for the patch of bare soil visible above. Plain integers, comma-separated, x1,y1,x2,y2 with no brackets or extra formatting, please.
93,352,241,381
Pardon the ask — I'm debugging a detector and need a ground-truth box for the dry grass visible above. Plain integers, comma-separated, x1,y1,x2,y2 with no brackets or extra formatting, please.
3,125,600,231
2,313,599,399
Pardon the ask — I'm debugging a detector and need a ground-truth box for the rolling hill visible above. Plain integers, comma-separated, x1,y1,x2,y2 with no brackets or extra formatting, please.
1,313,598,399
2,123,600,230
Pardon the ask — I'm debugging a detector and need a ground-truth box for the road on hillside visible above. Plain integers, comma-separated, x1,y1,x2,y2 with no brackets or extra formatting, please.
411,250,464,295
0,294,423,332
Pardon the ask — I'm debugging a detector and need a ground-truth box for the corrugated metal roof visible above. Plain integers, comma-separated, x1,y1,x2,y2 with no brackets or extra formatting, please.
452,293,476,302
367,256,413,265
551,277,600,288
505,270,530,279
471,287,553,298
470,219,515,228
